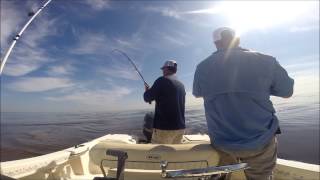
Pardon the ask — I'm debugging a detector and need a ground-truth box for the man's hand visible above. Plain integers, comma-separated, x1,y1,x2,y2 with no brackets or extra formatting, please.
144,84,151,104
145,84,150,91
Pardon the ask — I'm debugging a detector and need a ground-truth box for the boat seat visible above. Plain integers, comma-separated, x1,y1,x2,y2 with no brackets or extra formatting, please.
89,142,220,179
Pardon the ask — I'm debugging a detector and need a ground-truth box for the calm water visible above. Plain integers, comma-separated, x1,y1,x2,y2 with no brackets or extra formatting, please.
1,103,319,164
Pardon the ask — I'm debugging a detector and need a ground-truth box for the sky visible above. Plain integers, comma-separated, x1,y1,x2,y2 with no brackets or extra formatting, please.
0,0,319,112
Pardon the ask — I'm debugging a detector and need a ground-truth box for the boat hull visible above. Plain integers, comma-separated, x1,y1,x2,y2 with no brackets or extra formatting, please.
1,134,319,180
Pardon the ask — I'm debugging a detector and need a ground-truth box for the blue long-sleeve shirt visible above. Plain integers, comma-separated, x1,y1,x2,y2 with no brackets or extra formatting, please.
144,76,186,130
193,47,294,150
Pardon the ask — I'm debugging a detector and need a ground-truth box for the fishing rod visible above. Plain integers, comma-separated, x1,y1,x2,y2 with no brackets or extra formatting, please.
0,0,53,74
111,49,149,88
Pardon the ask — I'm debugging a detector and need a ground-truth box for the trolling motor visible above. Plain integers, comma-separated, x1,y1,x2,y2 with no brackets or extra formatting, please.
143,112,154,143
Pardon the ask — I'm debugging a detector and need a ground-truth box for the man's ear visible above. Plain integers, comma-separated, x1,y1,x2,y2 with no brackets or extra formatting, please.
214,41,222,49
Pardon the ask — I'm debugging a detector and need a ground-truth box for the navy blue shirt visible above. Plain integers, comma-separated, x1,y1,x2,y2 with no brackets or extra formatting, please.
144,75,186,130
193,47,294,150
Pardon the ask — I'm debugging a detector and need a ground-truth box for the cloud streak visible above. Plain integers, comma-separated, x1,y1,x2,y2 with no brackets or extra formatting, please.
8,77,74,92
71,31,146,81
46,64,75,76
142,4,218,28
3,47,52,76
0,1,25,51
99,64,140,81
1,1,59,76
160,31,191,47
289,25,319,33
46,87,132,106
145,6,182,20
72,32,110,55
71,31,142,56
145,1,318,34
83,0,111,11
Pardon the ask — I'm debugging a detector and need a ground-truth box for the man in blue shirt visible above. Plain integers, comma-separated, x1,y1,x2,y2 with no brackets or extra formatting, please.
193,27,294,180
144,60,186,144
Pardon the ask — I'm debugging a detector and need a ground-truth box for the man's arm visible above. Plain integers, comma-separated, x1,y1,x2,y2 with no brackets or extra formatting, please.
270,60,294,98
192,67,203,98
144,78,161,102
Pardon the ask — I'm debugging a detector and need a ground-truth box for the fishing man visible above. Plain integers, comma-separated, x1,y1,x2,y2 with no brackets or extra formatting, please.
193,27,294,179
144,60,186,144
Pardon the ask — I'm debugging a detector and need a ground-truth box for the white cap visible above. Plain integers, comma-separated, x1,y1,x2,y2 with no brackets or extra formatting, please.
161,60,177,69
213,27,236,42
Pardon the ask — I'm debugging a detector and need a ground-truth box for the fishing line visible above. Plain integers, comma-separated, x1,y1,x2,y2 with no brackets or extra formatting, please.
111,49,149,87
0,0,53,74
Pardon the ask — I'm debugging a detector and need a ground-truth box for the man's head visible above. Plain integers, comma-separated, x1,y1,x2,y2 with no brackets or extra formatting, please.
213,27,240,50
161,60,177,76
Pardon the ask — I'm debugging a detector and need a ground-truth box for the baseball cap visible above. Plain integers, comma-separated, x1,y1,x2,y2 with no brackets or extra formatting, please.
213,27,236,42
161,60,177,69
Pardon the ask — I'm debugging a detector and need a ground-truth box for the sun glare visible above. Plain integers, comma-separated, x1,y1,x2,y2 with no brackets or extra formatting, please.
214,1,315,35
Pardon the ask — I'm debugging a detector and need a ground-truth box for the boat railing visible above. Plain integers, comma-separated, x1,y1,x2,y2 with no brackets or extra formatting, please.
160,161,249,179
102,159,209,170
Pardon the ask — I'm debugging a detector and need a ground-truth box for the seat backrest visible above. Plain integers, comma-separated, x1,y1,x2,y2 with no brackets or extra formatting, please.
89,142,219,174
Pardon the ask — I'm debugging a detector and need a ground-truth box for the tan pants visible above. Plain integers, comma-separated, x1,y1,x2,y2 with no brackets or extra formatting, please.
151,129,185,144
215,137,277,180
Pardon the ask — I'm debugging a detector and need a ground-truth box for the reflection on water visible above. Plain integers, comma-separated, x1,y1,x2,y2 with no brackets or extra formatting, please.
1,103,319,164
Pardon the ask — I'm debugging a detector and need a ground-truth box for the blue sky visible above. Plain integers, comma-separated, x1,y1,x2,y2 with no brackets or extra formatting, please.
1,0,319,112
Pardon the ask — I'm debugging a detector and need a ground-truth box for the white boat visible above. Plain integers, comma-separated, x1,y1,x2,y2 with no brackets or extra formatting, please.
0,134,319,180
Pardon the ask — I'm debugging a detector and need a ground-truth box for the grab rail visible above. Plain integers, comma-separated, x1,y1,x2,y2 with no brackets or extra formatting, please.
160,161,249,178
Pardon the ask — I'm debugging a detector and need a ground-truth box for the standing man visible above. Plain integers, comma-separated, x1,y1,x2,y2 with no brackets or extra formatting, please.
144,60,186,144
193,27,294,180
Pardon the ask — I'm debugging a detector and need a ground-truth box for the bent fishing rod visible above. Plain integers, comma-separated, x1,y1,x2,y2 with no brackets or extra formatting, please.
111,49,149,88
112,49,152,105
0,0,53,74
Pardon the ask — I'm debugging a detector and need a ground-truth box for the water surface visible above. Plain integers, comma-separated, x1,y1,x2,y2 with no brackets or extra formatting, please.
1,103,319,164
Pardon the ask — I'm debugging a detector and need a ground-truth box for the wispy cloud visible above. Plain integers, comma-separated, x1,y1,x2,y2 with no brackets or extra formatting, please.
147,1,318,34
145,6,182,20
208,2,316,33
72,32,139,55
1,2,59,76
99,64,140,81
22,18,58,48
3,64,40,77
46,64,75,76
183,8,221,15
71,31,145,81
116,39,138,50
160,31,191,47
142,5,215,28
0,1,25,51
83,0,111,11
283,54,319,78
72,32,110,55
289,25,319,33
46,87,131,106
26,0,41,13
8,77,74,92
3,47,53,76
285,55,319,68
